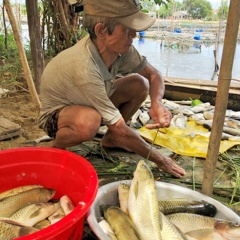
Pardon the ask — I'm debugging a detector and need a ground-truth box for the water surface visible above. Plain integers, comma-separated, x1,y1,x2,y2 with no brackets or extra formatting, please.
133,38,240,81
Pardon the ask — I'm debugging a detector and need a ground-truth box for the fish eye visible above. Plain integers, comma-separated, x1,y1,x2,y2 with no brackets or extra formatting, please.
233,222,240,227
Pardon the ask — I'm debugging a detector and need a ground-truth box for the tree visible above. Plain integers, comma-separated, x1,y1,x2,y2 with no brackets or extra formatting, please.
26,0,44,93
159,1,182,18
183,0,212,19
217,0,229,20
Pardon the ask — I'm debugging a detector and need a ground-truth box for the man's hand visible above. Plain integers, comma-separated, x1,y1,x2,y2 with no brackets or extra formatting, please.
145,103,172,129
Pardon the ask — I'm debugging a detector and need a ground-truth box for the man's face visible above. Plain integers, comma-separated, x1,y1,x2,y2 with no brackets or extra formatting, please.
104,24,136,55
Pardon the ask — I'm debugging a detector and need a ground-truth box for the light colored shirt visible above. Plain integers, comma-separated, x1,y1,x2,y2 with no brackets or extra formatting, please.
38,35,147,129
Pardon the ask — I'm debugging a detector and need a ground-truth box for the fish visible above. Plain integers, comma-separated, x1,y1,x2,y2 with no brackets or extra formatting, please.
190,102,213,113
171,113,187,128
0,187,56,217
214,221,240,240
203,111,214,120
10,202,55,227
161,212,188,240
128,160,162,240
166,213,238,234
226,119,240,130
48,202,65,224
163,99,181,111
130,109,143,128
185,229,223,240
98,219,118,240
59,195,75,215
139,110,150,125
222,126,240,136
103,206,141,240
225,110,240,119
33,219,51,229
187,113,205,121
172,108,195,116
118,183,130,215
0,185,43,200
158,199,217,217
173,100,192,105
0,218,38,239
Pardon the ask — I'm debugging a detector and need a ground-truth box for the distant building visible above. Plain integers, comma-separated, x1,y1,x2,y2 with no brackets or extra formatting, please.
173,11,188,20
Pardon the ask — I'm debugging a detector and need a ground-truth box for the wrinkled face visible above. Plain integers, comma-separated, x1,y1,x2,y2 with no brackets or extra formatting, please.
104,24,136,54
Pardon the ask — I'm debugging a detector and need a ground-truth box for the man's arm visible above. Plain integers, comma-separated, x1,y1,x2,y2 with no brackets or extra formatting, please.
103,118,185,178
139,63,172,129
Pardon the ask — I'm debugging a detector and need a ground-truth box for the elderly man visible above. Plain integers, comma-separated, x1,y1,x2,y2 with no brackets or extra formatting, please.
38,0,186,178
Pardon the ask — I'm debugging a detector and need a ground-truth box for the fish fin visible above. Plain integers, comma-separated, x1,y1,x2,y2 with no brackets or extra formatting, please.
0,217,27,227
185,229,217,240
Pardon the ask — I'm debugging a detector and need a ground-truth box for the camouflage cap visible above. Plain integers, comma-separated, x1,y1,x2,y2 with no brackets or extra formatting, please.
83,0,156,32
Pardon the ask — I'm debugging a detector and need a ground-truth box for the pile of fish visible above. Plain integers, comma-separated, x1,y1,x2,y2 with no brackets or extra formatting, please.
131,98,240,140
98,160,240,240
0,185,75,239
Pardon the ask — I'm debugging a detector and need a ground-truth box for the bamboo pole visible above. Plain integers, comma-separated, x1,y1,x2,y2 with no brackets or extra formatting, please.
202,0,240,196
4,0,41,108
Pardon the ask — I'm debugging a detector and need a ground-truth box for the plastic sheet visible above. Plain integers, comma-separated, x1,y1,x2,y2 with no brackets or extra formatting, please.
139,121,240,158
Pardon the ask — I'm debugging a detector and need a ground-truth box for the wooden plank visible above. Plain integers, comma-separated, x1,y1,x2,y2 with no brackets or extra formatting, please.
165,77,240,92
0,116,22,140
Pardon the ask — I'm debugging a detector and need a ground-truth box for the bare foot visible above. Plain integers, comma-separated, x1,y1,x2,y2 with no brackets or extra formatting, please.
155,156,186,178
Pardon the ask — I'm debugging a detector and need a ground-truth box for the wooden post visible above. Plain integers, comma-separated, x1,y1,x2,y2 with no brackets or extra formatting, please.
202,0,240,196
4,0,41,108
25,0,45,93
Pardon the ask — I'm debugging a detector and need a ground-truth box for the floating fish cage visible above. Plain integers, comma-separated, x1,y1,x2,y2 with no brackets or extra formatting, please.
0,147,98,240
87,180,240,240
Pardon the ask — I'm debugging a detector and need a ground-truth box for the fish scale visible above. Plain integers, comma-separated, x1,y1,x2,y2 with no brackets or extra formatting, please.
104,206,141,240
0,187,55,217
0,219,38,239
10,203,55,227
128,160,162,240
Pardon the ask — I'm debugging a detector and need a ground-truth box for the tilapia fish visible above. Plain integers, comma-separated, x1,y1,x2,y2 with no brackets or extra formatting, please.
128,160,162,240
0,187,56,217
0,218,38,239
103,206,141,240
159,199,217,217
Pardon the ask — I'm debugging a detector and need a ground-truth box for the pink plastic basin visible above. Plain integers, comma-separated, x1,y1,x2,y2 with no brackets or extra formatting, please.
0,147,98,240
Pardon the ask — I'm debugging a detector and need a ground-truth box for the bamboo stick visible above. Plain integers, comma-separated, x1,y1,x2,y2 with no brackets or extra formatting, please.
202,0,240,196
4,0,41,108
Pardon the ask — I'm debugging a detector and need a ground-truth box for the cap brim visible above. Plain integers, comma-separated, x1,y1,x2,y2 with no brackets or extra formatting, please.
116,11,156,32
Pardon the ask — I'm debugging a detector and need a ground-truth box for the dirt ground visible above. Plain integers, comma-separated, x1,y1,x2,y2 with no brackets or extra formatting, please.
0,90,46,149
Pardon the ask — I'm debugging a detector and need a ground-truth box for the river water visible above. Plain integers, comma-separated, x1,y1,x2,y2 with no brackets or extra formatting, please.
133,38,240,81
20,24,240,81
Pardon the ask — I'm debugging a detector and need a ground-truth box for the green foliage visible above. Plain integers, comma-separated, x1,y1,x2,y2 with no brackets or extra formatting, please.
140,0,172,12
0,33,29,83
182,0,212,19
0,34,19,60
158,1,182,18
154,0,171,7
217,0,229,20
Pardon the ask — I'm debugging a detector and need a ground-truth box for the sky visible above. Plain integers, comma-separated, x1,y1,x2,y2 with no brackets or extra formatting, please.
209,0,222,9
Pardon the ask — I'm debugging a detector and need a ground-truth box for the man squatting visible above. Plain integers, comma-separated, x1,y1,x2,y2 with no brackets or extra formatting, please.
38,0,186,178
